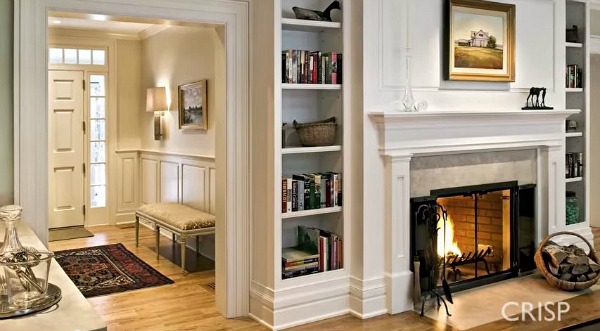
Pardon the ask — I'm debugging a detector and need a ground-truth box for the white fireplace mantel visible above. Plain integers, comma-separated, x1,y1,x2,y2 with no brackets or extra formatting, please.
368,109,592,315
369,109,579,157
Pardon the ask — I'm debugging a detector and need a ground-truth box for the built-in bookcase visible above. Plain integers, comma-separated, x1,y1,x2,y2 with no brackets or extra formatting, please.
565,0,589,226
278,0,347,281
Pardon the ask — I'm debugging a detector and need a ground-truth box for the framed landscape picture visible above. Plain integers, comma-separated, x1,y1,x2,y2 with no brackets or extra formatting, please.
444,0,515,82
178,80,207,130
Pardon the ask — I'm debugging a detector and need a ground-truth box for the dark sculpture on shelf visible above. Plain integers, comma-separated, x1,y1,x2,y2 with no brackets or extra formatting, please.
522,87,553,110
292,1,341,22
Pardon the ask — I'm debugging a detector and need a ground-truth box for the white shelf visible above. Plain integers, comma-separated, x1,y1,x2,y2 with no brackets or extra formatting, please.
282,145,341,154
282,206,342,219
566,88,583,93
566,42,583,48
566,132,583,137
281,18,341,32
282,83,341,90
566,177,583,183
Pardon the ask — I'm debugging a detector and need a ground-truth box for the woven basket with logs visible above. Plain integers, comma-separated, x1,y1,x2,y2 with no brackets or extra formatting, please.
534,231,600,291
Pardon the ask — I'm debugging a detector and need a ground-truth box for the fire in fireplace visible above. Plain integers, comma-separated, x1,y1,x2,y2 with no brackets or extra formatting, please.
411,181,536,295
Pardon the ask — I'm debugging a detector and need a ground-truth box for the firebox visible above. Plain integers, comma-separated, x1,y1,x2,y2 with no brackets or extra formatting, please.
410,181,536,294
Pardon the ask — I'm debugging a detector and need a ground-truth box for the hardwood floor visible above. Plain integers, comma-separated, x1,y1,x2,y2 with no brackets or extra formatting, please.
47,226,600,330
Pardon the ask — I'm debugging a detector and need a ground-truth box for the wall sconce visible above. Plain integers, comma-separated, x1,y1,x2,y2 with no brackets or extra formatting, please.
146,87,168,140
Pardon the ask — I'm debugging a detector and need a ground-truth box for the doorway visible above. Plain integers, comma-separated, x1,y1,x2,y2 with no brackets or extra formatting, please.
15,0,250,318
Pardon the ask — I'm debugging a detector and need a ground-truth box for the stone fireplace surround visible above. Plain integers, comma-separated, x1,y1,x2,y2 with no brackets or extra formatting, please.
369,109,593,315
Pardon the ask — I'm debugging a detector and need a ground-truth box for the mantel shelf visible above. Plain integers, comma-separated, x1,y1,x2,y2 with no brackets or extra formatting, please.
369,109,581,122
281,18,341,32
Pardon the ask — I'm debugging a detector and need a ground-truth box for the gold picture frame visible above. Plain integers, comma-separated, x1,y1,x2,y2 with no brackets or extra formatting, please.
445,0,515,82
178,80,207,130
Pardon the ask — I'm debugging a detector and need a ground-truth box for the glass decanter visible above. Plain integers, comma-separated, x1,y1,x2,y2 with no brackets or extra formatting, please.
0,205,24,255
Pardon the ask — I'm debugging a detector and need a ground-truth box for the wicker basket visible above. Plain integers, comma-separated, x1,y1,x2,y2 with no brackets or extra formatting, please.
534,231,600,291
293,117,337,147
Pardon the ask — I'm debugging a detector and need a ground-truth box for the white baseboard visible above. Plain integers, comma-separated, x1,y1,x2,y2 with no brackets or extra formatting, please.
552,225,594,247
349,276,387,318
385,271,414,314
250,277,351,330
115,212,136,225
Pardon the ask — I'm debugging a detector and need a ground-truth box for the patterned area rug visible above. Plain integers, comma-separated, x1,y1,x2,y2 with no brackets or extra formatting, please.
54,243,174,298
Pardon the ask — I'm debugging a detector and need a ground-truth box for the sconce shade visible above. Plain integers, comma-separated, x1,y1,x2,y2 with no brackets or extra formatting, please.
146,87,167,112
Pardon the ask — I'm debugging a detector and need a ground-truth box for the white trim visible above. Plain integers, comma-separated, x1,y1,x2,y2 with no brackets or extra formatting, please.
138,25,170,40
116,149,216,162
14,0,250,318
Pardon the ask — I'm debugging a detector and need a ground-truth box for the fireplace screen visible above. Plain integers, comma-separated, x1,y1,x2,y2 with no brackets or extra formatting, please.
411,181,536,293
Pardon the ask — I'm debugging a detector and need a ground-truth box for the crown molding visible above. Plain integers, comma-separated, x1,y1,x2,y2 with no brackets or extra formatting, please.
138,25,171,40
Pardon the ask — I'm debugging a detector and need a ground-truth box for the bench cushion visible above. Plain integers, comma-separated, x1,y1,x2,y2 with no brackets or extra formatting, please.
137,203,215,230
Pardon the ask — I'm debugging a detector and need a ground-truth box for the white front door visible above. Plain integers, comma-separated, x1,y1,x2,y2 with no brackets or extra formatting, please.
48,70,85,228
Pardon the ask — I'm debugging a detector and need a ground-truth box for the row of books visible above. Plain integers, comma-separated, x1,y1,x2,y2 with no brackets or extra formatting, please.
282,50,343,85
281,225,343,279
566,153,584,178
566,64,583,88
282,173,342,213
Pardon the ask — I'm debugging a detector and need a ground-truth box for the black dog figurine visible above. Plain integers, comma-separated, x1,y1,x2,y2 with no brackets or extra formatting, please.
293,1,341,22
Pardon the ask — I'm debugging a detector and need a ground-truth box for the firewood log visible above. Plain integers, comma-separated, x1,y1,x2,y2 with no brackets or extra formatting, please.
560,263,573,274
572,264,590,275
543,245,568,267
589,259,600,272
566,256,589,266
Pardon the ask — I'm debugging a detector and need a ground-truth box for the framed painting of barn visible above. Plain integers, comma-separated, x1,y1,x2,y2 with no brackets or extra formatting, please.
444,0,515,82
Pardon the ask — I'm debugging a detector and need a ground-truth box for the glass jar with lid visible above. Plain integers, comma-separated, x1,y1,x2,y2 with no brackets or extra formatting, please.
566,191,580,225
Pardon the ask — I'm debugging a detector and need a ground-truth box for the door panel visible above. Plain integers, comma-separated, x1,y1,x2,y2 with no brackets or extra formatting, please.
48,70,85,228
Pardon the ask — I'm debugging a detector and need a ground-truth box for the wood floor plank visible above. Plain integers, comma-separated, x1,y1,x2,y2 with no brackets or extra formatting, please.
47,225,600,330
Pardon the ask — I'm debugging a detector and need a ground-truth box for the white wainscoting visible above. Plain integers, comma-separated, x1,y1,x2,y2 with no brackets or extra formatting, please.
115,150,216,259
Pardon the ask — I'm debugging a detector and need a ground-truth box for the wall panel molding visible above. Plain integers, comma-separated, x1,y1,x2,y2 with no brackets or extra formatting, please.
115,149,216,224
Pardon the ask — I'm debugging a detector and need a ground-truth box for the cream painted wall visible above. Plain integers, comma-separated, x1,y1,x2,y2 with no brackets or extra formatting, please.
141,26,222,157
117,39,143,150
592,9,600,36
0,0,13,206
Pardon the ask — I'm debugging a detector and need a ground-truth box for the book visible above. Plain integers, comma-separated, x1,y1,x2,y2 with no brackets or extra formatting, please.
297,225,320,254
281,178,288,213
310,174,322,209
283,257,318,268
293,174,310,210
282,265,319,279
284,261,318,272
286,177,292,212
291,180,299,212
282,247,319,263
337,53,343,84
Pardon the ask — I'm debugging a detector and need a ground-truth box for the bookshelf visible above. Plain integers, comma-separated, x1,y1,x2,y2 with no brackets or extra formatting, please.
277,0,347,283
565,0,589,227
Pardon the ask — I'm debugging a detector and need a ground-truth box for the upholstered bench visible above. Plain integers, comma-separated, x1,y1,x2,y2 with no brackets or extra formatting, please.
135,203,216,273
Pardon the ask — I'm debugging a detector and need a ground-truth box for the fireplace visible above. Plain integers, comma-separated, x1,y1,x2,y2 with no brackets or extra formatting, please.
368,109,592,315
410,181,537,293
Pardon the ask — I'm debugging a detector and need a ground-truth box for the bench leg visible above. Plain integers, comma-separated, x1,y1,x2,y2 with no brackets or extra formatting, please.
135,216,140,247
155,224,160,260
181,235,187,274
196,236,200,255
